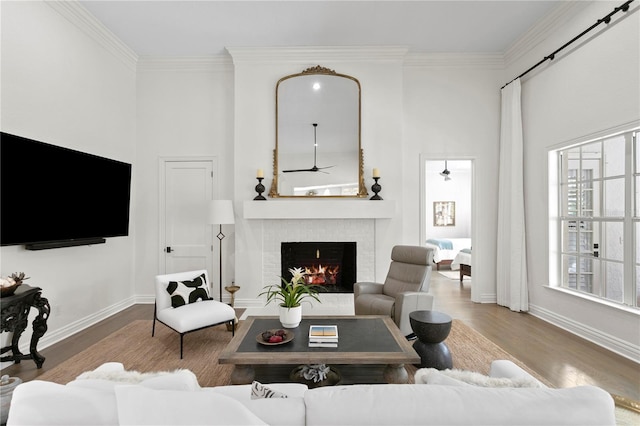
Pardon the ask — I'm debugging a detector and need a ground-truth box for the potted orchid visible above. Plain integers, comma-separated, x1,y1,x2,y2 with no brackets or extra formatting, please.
259,267,321,328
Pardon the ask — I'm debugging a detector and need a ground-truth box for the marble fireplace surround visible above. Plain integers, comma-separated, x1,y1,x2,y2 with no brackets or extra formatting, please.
240,200,395,317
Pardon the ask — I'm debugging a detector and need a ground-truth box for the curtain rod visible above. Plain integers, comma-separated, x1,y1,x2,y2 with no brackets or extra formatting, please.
501,0,635,89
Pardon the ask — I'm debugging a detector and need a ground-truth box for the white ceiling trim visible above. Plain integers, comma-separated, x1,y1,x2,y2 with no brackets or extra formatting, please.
226,46,409,64
503,1,588,69
404,53,504,69
47,0,138,71
137,56,233,73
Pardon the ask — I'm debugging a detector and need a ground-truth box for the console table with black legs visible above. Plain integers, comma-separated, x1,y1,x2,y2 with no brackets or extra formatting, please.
1,284,50,368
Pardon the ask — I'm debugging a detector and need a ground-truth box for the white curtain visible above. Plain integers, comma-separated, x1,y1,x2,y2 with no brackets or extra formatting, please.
497,78,528,312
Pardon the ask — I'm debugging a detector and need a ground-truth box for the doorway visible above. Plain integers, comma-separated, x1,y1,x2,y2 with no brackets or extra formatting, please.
421,158,474,288
159,158,218,295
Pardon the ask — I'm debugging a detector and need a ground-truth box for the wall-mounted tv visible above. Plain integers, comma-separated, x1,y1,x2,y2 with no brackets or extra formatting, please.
1,132,132,250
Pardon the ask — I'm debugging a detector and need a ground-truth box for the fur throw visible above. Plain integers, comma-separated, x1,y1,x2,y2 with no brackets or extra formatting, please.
76,368,194,384
415,368,543,388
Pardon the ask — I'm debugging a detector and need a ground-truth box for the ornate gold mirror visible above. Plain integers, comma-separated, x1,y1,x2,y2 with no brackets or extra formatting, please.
270,66,366,197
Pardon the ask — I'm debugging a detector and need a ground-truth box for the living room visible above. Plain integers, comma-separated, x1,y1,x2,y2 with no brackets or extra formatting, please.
1,0,638,414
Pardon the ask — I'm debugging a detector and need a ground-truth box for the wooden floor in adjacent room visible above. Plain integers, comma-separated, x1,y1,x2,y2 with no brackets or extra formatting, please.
4,272,639,401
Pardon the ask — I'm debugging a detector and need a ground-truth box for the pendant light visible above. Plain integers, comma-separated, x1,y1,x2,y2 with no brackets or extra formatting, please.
440,161,452,181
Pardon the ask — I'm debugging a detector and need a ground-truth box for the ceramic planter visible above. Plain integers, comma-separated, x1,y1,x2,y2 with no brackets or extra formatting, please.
279,305,302,328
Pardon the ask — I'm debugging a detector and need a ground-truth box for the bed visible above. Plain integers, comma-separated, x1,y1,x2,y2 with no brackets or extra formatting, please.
451,248,472,282
425,238,472,270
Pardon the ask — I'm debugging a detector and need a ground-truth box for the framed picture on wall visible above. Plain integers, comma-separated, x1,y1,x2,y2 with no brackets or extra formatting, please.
434,201,455,226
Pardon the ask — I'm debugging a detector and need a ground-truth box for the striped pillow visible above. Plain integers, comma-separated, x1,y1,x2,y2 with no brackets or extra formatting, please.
250,381,288,399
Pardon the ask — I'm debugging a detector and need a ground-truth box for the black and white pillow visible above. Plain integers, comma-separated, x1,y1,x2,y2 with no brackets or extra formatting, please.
250,381,288,399
166,273,211,308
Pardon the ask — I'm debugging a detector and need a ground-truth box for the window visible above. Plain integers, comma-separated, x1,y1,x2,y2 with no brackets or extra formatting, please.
555,128,638,308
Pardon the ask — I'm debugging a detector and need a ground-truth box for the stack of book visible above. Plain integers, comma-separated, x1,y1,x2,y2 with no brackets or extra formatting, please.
308,325,338,348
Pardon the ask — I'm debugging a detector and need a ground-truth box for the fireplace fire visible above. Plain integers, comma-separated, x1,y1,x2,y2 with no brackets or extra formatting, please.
281,242,356,293
304,264,340,285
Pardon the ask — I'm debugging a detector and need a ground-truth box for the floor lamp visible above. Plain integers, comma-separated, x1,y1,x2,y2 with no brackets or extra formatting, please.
209,200,235,302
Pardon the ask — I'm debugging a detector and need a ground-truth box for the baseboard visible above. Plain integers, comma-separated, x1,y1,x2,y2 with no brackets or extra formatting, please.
478,292,497,304
16,296,137,355
529,303,640,363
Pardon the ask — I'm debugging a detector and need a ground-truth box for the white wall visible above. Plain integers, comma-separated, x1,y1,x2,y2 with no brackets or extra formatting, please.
134,59,234,297
509,2,640,359
403,64,502,302
0,1,136,347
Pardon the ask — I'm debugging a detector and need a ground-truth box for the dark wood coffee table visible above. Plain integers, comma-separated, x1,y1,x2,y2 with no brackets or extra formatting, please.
219,315,420,384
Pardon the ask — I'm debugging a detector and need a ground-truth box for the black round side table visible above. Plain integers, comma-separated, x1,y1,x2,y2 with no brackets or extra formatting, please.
409,310,453,370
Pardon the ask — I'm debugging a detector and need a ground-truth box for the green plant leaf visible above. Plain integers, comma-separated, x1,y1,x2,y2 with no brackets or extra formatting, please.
257,274,322,308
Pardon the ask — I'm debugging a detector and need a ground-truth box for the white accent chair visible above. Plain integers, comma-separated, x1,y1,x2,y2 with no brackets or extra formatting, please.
153,270,236,358
354,245,434,336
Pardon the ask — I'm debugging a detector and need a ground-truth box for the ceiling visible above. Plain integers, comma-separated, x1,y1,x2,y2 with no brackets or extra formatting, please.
79,1,564,57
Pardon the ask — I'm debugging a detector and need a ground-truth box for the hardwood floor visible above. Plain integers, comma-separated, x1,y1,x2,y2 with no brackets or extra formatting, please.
431,273,639,400
3,273,639,400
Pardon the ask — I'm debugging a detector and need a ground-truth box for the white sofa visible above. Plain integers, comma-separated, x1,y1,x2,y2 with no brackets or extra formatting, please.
7,361,615,425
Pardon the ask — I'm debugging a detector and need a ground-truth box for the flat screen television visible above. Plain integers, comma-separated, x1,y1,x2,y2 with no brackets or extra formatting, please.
1,132,132,250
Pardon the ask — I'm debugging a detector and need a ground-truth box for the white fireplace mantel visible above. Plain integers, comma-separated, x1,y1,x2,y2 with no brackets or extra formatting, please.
242,200,396,219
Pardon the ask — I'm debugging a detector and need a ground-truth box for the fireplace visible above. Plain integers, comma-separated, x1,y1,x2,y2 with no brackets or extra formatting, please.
281,242,356,293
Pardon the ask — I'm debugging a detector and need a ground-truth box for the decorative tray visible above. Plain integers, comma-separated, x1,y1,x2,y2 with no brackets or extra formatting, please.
256,329,294,346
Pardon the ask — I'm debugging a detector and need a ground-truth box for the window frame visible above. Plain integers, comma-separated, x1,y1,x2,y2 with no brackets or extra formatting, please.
549,125,639,310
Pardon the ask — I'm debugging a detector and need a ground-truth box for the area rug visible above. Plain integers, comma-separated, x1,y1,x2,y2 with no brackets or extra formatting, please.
36,319,548,387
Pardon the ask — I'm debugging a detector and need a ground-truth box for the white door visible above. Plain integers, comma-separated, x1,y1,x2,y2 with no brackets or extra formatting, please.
160,159,216,288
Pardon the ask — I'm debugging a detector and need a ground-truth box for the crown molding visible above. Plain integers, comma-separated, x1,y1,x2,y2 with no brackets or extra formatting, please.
47,0,138,72
404,53,504,69
503,1,589,69
226,46,409,64
137,56,233,72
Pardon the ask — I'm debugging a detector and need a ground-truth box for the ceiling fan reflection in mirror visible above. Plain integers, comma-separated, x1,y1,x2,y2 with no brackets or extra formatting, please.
282,123,335,173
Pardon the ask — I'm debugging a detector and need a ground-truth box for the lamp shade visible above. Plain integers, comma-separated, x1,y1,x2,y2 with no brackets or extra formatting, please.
209,200,235,225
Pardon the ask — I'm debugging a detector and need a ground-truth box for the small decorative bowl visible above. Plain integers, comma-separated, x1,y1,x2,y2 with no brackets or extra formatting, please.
0,283,20,297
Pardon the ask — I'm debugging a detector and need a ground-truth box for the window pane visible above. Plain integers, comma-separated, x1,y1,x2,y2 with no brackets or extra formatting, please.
563,255,577,287
566,149,580,183
603,135,625,177
603,222,623,262
565,178,578,216
563,221,594,254
636,265,640,307
636,221,640,308
579,258,593,292
636,222,640,307
582,142,601,179
636,222,640,264
580,222,594,253
604,178,624,217
636,176,640,217
563,221,577,252
582,181,597,217
635,132,639,173
604,261,624,303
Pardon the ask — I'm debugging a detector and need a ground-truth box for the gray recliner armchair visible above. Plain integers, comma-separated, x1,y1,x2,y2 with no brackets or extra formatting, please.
354,245,434,336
